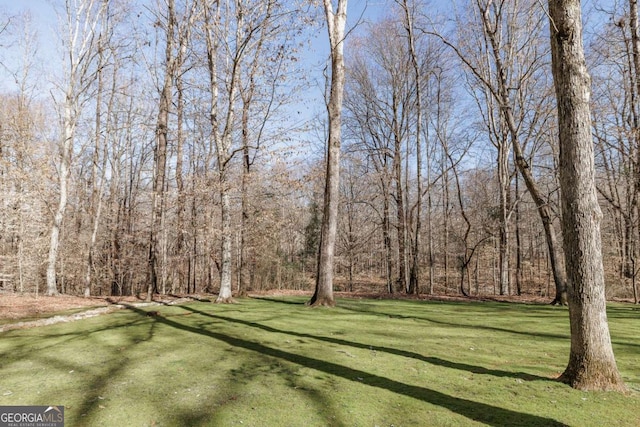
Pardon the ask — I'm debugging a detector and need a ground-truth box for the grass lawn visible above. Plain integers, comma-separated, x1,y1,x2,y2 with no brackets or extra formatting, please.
0,297,638,426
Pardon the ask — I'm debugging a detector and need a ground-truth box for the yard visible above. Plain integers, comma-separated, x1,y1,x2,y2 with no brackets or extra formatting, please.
0,296,638,426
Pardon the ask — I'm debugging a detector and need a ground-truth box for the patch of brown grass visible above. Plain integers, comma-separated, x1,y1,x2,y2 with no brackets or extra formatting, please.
0,294,110,320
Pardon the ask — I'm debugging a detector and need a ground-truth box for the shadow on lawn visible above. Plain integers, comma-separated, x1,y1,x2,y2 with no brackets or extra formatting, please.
327,298,572,342
15,315,158,426
125,304,567,427
249,296,306,305
181,305,547,382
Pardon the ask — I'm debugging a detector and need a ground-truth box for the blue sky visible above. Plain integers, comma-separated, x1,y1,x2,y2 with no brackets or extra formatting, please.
0,0,620,134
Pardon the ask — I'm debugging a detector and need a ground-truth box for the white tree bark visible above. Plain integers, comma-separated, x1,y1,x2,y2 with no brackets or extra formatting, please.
46,100,73,296
47,0,107,296
309,0,347,307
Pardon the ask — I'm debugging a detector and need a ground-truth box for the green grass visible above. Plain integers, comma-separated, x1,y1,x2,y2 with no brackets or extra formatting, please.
0,297,638,426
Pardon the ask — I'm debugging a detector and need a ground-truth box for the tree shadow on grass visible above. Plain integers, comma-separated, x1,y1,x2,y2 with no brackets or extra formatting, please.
125,305,567,427
252,296,308,305
330,299,572,342
2,315,158,426
179,305,547,382
0,314,150,362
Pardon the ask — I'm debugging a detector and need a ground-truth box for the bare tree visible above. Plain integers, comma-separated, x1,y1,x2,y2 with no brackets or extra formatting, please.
398,0,423,294
201,0,281,302
433,0,567,303
591,7,638,301
236,0,301,295
47,0,108,296
627,0,640,303
548,0,626,391
83,2,124,297
309,0,347,307
344,45,395,293
148,0,176,301
0,12,51,295
147,0,197,300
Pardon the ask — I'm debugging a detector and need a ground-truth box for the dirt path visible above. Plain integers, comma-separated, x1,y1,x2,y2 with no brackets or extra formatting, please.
0,294,196,333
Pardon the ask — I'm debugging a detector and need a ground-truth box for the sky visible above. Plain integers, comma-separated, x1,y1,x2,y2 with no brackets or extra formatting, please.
0,1,391,115
0,0,621,142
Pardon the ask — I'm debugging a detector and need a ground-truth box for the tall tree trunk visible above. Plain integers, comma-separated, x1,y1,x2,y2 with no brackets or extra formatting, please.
238,53,253,298
510,130,568,304
84,38,104,298
217,186,233,302
85,26,113,297
175,62,187,294
394,132,408,293
629,0,640,303
457,0,568,305
549,0,626,391
237,0,273,295
309,0,348,307
427,185,434,295
515,172,523,295
442,147,450,293
148,0,176,301
383,188,393,294
202,0,241,303
498,128,511,296
401,0,422,295
46,99,73,296
239,126,252,296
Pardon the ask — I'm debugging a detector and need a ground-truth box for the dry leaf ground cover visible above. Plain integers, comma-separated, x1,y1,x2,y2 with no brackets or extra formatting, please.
0,294,110,321
0,296,638,426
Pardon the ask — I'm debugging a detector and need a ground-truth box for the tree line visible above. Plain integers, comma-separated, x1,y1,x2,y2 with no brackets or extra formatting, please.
0,0,638,303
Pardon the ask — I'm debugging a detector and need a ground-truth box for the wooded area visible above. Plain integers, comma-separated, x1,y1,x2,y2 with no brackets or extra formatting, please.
0,0,638,305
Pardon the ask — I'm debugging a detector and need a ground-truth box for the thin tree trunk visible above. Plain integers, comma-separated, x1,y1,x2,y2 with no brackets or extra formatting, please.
446,1,569,305
175,63,187,294
46,97,74,296
239,131,252,296
515,172,523,296
511,129,568,305
498,132,510,296
442,150,450,293
394,132,408,293
47,0,106,296
383,189,393,294
309,0,348,307
148,0,175,302
84,28,113,297
401,0,422,295
549,0,626,391
203,1,235,303
629,0,640,303
427,181,434,295
84,39,104,298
